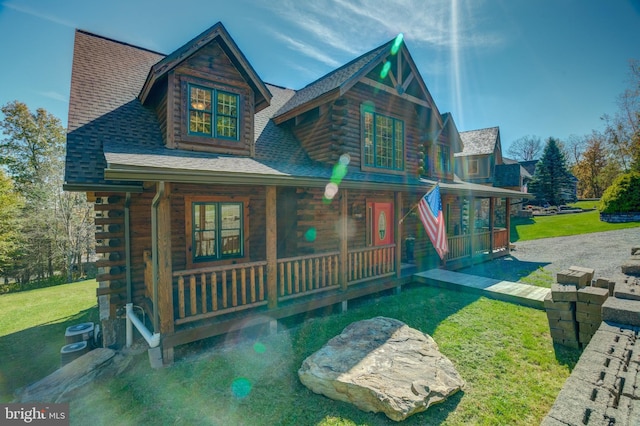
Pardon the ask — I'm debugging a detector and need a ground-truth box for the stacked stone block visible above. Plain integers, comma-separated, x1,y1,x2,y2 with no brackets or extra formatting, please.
547,283,579,349
542,322,640,425
576,286,609,346
546,266,608,349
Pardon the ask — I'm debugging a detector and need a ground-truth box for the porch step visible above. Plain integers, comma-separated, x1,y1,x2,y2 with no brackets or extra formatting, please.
413,269,550,310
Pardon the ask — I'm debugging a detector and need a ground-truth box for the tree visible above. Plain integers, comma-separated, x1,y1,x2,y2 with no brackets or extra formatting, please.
603,59,640,173
572,131,620,198
528,138,576,205
1,101,65,281
0,170,23,278
506,135,542,161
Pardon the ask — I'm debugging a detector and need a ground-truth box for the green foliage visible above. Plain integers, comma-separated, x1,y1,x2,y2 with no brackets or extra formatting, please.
0,170,23,275
599,171,640,213
0,274,67,295
528,138,576,205
0,100,94,285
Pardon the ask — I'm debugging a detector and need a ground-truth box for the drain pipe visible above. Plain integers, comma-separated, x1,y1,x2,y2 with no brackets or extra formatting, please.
126,303,160,348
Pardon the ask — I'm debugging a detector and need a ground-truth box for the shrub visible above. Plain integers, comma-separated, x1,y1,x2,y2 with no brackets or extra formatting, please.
599,172,640,214
0,275,67,295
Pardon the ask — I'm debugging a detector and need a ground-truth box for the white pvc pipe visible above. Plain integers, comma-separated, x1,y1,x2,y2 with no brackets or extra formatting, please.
126,303,160,348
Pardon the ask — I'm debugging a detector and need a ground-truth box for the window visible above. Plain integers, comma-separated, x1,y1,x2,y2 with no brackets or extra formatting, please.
362,107,404,170
435,144,450,174
469,159,479,175
191,201,243,262
188,85,239,140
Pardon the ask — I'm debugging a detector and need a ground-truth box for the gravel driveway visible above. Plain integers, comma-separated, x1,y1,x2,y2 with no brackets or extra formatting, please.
458,228,640,284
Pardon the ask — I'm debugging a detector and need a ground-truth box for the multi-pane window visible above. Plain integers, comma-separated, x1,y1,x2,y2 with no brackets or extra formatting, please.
436,144,450,174
362,108,404,171
192,202,243,262
189,85,239,140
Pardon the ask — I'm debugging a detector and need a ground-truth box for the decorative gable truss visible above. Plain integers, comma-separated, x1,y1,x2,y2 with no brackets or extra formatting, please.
272,37,459,181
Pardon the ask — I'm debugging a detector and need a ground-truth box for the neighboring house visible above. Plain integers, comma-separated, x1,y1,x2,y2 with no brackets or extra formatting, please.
496,157,532,193
64,22,529,363
454,126,503,185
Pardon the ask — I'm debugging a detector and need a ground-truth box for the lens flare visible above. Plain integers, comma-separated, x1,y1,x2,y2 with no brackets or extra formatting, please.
304,227,317,242
324,182,339,200
253,342,266,354
391,33,404,55
380,61,391,79
231,377,252,399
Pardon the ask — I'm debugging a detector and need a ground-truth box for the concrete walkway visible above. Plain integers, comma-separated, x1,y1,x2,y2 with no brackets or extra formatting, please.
414,269,551,310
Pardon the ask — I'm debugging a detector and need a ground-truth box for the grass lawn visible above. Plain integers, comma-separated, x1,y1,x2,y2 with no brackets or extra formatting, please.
511,208,640,241
0,279,99,402
6,208,623,421
65,285,580,425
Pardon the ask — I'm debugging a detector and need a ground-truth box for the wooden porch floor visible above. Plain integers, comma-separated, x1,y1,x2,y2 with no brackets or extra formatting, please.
413,269,550,310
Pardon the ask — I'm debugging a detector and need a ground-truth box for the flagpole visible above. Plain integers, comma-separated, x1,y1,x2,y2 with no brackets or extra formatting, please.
398,183,439,224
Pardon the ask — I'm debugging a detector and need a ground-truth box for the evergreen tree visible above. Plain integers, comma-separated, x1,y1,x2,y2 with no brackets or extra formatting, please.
528,138,576,205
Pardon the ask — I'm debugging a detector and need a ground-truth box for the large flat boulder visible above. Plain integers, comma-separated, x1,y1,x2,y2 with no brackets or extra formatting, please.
298,317,464,421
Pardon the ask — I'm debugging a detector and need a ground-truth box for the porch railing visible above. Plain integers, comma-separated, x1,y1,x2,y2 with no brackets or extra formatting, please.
493,228,509,250
447,228,508,261
277,252,340,301
172,261,268,325
347,244,395,285
446,234,471,261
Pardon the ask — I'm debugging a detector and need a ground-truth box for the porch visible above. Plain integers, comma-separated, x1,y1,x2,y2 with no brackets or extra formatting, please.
147,228,510,353
141,184,514,360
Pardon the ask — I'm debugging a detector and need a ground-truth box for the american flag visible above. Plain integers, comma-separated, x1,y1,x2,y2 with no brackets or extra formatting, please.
418,184,448,260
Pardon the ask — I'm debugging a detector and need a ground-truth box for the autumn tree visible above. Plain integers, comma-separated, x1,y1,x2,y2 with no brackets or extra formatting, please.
506,135,542,161
572,132,621,198
528,138,576,205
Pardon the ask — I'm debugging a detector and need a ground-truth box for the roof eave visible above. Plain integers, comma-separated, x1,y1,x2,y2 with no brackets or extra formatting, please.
63,182,144,193
272,89,341,125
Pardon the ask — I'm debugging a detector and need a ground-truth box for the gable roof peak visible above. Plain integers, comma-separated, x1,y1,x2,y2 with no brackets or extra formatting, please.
273,35,441,125
138,21,271,111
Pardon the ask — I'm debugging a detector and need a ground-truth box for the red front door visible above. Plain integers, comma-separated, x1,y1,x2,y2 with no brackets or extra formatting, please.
371,202,393,246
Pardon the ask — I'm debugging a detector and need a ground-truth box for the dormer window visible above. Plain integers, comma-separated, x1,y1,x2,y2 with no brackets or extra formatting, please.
361,104,404,171
188,84,239,140
435,143,451,174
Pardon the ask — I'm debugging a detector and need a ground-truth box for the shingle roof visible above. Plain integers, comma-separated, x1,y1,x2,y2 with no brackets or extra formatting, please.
139,22,271,112
494,163,530,187
64,30,165,189
273,40,394,121
455,127,500,157
64,29,529,199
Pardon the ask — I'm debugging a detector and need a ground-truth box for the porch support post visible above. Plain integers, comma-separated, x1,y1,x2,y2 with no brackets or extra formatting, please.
157,182,174,335
489,197,496,255
266,186,278,309
339,189,348,291
505,198,511,254
394,191,402,278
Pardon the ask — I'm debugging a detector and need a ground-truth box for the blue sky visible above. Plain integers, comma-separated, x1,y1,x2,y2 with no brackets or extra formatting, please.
0,0,638,155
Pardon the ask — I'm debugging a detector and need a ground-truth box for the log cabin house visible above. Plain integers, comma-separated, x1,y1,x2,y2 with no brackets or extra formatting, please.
64,22,530,364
